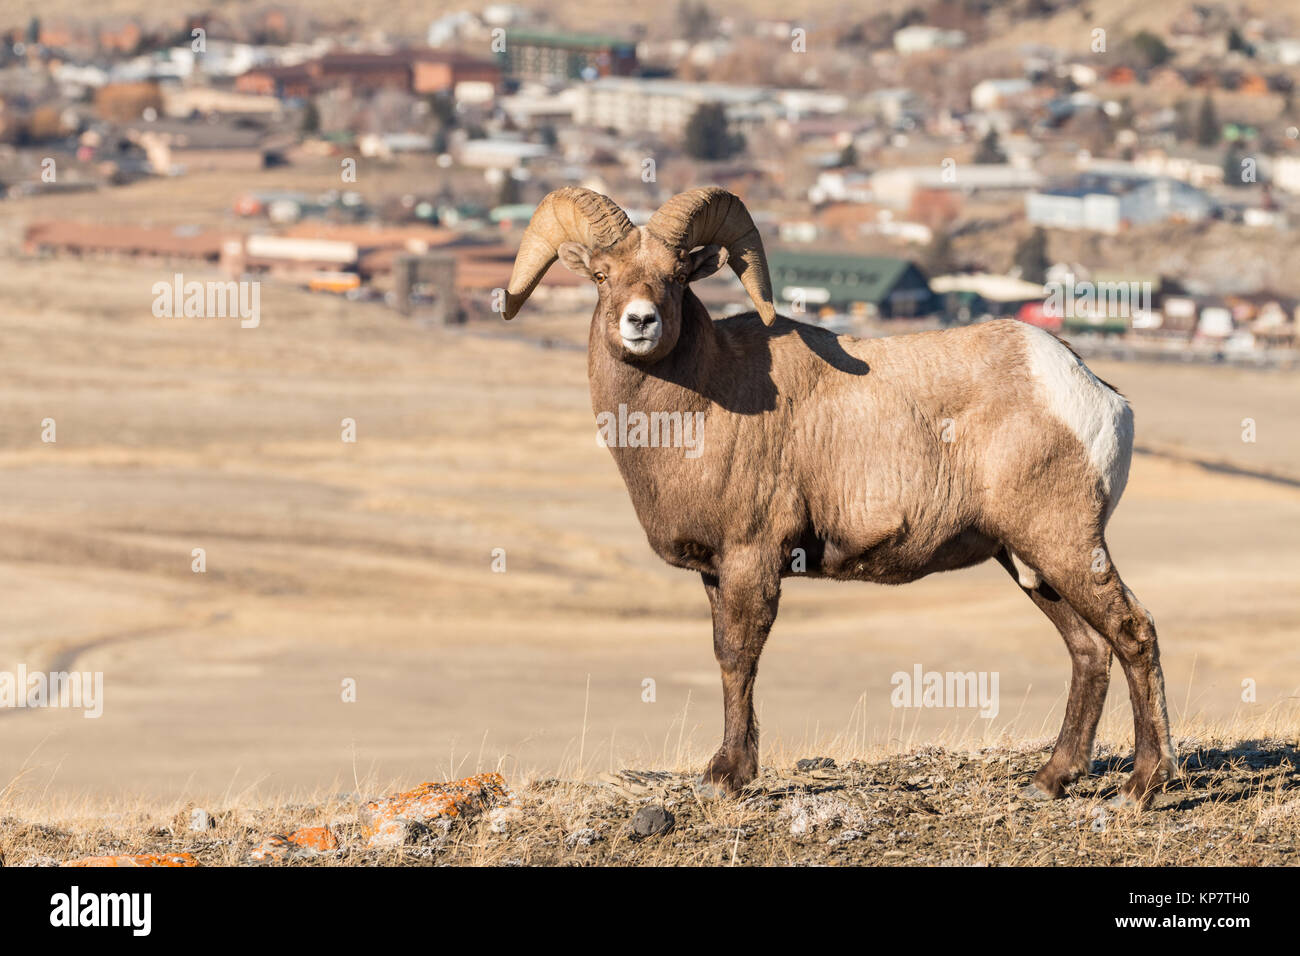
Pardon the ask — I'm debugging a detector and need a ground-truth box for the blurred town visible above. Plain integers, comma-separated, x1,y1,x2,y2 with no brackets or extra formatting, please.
3,1,1300,365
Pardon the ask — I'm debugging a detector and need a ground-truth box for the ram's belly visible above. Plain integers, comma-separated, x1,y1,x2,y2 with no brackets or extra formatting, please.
811,525,998,584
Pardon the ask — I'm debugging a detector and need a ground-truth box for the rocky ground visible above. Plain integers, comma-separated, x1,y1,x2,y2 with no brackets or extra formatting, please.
3,738,1297,867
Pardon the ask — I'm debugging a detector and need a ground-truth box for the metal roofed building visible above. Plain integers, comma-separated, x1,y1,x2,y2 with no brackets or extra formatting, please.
1026,174,1216,233
767,250,937,318
497,29,638,82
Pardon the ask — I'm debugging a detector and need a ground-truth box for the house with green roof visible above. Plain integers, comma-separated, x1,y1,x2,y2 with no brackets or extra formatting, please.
767,250,938,318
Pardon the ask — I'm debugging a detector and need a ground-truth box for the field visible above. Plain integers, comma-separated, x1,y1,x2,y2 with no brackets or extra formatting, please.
0,254,1298,865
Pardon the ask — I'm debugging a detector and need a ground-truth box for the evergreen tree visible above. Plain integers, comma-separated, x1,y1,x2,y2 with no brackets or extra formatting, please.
299,100,320,134
683,102,745,161
1013,227,1050,284
974,128,1007,164
1196,93,1220,147
925,229,955,277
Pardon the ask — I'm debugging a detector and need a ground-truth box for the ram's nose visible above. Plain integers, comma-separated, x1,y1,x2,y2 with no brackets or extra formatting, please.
619,299,662,354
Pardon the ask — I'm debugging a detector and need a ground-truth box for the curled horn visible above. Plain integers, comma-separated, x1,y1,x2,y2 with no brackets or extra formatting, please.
645,186,776,325
503,187,634,320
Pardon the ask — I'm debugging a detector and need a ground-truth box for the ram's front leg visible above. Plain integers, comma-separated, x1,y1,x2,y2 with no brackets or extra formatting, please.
697,557,781,797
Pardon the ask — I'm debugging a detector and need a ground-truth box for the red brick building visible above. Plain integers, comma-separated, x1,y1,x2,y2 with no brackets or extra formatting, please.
235,50,500,99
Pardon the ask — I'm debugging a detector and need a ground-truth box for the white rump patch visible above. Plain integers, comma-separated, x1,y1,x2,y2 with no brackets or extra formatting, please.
1018,323,1134,521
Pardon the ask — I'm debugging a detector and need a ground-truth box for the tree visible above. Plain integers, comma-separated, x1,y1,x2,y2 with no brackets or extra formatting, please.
974,128,1007,164
924,228,956,277
496,174,521,207
1013,227,1049,284
676,0,713,41
1222,144,1250,188
428,92,456,129
299,100,320,134
683,102,745,161
1196,93,1220,147
1129,30,1171,68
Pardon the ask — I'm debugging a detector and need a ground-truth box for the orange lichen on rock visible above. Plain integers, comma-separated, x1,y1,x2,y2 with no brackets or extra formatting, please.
362,772,512,846
249,826,340,861
286,826,338,851
65,853,197,867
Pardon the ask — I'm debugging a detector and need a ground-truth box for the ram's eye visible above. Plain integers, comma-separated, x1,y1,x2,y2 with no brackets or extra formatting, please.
593,272,607,284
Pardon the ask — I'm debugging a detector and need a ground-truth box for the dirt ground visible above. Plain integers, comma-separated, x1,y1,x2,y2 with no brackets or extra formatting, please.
0,255,1298,820
4,738,1297,867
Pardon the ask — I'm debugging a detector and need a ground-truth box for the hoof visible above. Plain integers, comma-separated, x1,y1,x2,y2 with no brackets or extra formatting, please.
693,776,734,800
1019,780,1057,801
1108,790,1142,810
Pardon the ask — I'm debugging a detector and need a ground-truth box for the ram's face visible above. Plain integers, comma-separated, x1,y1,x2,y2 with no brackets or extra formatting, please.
558,233,728,364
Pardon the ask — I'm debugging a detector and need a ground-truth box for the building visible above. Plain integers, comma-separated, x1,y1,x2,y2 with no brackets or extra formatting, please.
24,222,228,264
575,77,770,138
1026,174,1215,233
869,164,1043,210
970,78,1033,111
125,117,293,173
497,30,637,82
892,25,966,55
767,251,937,318
456,138,550,169
1272,156,1300,195
929,273,1046,321
235,50,500,99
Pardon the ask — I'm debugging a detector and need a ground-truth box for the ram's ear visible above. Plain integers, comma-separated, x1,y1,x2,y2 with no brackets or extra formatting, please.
558,241,594,279
685,244,728,282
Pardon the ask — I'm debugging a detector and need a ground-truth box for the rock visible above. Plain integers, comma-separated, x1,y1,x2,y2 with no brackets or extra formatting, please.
487,806,522,835
286,826,338,851
249,826,339,862
64,853,197,868
565,827,601,847
783,793,868,837
249,836,292,862
630,805,674,838
189,808,213,832
361,772,512,847
796,757,836,771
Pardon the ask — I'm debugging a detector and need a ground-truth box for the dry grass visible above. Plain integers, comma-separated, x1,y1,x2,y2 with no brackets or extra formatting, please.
4,707,1297,866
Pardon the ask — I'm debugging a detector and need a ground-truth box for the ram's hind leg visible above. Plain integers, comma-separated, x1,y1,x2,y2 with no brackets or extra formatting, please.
1033,544,1177,807
997,548,1112,799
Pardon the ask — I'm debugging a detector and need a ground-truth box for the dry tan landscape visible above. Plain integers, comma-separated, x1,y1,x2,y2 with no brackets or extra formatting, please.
0,250,1298,836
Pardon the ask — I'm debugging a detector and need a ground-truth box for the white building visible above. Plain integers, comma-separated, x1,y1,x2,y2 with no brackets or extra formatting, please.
1272,156,1300,195
893,25,966,55
499,85,581,128
971,78,1033,111
575,77,773,138
870,164,1043,209
457,138,551,169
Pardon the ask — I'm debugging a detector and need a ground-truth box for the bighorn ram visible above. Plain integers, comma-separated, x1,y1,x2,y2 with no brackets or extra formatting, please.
504,186,1176,807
